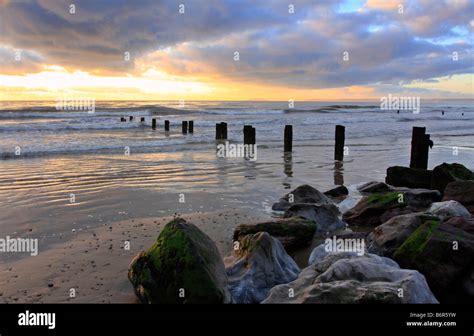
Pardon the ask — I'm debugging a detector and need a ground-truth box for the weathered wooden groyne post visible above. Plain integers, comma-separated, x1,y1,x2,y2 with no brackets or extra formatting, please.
140,117,145,123
216,122,227,140
334,125,345,161
164,120,170,132
152,118,157,130
182,121,188,134
129,116,134,121
120,117,126,122
284,125,293,152
243,125,256,145
188,121,194,133
410,126,432,169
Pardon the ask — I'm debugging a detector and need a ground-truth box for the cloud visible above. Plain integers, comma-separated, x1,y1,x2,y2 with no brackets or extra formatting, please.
0,0,472,93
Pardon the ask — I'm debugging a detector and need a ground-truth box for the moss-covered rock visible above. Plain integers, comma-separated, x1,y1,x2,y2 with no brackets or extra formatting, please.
393,219,440,261
431,162,473,193
343,192,407,227
393,220,474,303
386,166,432,189
128,218,230,304
367,213,439,257
233,217,316,250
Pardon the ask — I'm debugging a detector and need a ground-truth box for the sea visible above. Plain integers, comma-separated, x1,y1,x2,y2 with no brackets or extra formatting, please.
0,100,473,254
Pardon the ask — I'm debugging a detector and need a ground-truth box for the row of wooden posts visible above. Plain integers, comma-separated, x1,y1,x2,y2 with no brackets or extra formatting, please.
120,117,194,133
119,117,431,166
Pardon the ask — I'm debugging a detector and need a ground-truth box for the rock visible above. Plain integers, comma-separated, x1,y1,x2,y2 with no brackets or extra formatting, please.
443,180,474,215
367,213,438,257
233,217,316,250
308,240,367,265
337,194,363,215
386,166,432,189
431,163,473,193
444,216,474,235
225,232,300,304
272,184,333,211
358,181,394,194
284,203,346,234
398,188,442,209
323,185,349,198
379,206,419,223
427,200,471,220
393,220,474,303
128,218,230,304
343,192,407,227
263,250,438,304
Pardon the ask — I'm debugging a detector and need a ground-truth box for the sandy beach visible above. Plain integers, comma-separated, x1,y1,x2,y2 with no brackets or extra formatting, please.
0,209,273,303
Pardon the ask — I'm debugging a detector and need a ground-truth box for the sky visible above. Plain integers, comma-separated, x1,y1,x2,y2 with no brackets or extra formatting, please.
0,0,472,101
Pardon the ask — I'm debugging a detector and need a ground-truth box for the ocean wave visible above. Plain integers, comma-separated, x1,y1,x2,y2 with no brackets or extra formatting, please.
0,137,215,160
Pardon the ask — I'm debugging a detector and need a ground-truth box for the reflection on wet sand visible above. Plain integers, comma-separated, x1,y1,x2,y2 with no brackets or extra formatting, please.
334,160,344,186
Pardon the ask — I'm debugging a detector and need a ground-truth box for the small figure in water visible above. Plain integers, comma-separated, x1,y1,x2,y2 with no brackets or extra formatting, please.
397,110,400,114
442,110,444,115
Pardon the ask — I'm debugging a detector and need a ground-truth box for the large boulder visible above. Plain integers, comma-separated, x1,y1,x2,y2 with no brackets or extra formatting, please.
128,218,230,304
272,184,333,211
431,163,473,193
233,217,316,250
263,249,438,304
393,220,474,303
367,213,439,257
386,166,432,189
427,200,471,220
343,192,407,227
443,180,474,215
225,232,300,304
284,203,346,234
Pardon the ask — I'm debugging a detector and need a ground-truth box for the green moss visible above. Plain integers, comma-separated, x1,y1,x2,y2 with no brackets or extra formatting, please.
130,218,225,304
367,192,406,208
393,219,440,262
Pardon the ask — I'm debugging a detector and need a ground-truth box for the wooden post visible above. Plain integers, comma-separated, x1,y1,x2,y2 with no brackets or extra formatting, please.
152,118,156,129
188,121,194,133
216,122,227,139
243,125,255,145
250,126,256,145
129,116,134,121
420,134,431,169
140,117,145,123
164,120,170,132
182,121,188,134
410,126,428,169
220,122,227,139
121,117,126,122
284,125,293,152
243,125,252,145
334,125,345,161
